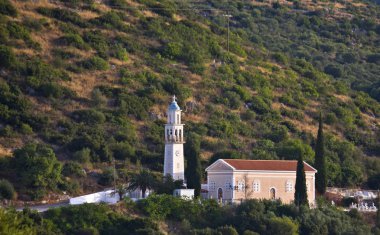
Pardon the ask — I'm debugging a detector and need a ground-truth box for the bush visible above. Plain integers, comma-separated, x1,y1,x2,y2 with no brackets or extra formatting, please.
0,45,15,69
37,7,88,27
0,179,15,200
112,44,128,61
72,148,91,163
324,64,343,78
108,0,128,9
71,109,106,125
80,56,109,70
0,0,17,16
62,162,85,177
98,168,116,186
59,33,88,50
110,142,135,160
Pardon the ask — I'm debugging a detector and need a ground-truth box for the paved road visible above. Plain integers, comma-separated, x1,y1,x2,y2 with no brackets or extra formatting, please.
16,201,70,213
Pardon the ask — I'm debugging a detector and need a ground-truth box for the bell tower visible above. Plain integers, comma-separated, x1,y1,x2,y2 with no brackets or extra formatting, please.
163,95,185,181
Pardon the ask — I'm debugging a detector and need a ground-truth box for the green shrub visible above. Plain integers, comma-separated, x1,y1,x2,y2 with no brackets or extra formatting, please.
112,43,128,61
92,11,128,31
110,142,135,160
98,168,116,186
62,162,85,177
0,45,15,69
37,7,88,27
72,148,91,163
20,123,33,134
80,56,109,70
324,64,343,78
108,0,128,9
71,109,106,125
0,179,15,200
0,0,17,16
59,33,88,49
83,30,109,58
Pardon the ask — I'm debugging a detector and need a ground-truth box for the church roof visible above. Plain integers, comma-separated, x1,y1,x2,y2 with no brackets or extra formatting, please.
168,95,180,110
169,101,180,111
211,159,317,172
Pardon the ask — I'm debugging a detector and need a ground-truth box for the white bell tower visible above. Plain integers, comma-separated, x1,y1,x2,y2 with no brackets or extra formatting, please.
163,95,185,181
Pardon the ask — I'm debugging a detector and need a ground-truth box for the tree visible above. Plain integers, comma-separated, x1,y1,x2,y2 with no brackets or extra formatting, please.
315,113,326,195
127,169,157,198
13,144,62,199
294,155,308,207
185,133,202,197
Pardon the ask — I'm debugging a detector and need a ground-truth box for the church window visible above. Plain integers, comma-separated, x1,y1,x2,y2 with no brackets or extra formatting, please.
238,180,245,192
285,180,293,192
253,180,260,192
177,114,179,124
225,181,232,191
306,181,310,192
209,181,216,191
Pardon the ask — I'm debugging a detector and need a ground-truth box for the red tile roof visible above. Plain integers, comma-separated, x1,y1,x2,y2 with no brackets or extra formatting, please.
222,159,317,172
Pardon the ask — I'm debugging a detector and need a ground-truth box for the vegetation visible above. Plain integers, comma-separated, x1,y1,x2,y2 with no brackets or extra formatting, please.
0,179,15,200
295,155,308,207
314,113,326,195
0,0,377,206
127,169,157,198
0,196,374,234
185,133,202,197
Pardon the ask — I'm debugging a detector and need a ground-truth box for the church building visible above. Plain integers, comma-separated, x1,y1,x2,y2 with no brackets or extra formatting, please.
161,96,316,204
205,159,317,205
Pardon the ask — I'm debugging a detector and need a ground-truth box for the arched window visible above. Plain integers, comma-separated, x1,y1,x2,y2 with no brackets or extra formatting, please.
218,188,223,200
285,180,293,192
238,180,245,192
179,129,182,142
306,181,310,192
270,188,276,199
253,180,260,192
175,129,178,141
177,114,180,124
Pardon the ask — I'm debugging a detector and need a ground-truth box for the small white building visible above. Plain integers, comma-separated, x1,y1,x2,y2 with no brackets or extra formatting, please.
173,189,195,199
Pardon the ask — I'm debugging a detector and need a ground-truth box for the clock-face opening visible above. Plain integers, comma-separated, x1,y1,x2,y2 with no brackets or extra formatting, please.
175,150,180,156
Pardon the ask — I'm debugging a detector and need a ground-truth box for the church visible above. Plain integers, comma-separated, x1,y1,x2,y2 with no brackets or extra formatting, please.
162,96,317,204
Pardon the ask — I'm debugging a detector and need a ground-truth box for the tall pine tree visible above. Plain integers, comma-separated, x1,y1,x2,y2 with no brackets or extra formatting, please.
294,154,308,207
185,133,202,197
315,113,326,195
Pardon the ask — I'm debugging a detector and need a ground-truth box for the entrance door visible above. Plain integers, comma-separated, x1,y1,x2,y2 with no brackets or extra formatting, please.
270,188,276,200
218,188,223,201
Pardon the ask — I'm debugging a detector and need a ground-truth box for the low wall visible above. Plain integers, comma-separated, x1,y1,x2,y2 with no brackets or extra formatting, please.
69,190,119,205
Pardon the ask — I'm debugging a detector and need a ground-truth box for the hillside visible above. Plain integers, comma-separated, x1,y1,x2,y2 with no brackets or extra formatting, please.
0,0,379,200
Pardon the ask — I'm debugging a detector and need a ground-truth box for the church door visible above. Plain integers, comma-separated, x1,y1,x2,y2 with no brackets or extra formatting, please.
218,188,223,201
270,188,276,200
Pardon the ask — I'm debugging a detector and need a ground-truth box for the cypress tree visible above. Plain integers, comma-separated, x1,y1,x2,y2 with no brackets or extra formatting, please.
315,113,326,194
294,154,308,207
185,133,202,197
